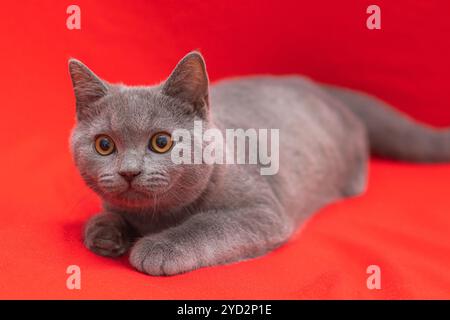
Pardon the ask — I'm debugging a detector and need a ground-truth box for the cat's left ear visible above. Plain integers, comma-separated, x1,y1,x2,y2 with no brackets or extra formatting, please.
68,59,108,121
162,51,210,117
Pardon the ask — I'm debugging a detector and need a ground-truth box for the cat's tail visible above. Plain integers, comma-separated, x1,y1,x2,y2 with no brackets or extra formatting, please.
321,84,450,162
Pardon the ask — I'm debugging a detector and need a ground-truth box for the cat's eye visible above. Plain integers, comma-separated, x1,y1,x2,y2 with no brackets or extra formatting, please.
149,132,173,154
95,135,115,156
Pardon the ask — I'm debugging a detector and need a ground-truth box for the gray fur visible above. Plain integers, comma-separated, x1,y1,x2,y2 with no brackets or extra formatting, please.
322,84,450,162
68,52,450,276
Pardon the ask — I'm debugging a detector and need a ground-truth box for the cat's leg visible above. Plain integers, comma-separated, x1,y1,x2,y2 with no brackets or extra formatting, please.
342,148,369,197
129,206,293,276
84,212,134,257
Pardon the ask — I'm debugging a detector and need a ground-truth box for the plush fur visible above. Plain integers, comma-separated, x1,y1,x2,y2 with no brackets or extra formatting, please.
68,52,450,276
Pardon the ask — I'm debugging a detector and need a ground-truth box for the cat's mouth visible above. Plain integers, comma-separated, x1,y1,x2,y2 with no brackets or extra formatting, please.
97,175,174,208
111,183,171,202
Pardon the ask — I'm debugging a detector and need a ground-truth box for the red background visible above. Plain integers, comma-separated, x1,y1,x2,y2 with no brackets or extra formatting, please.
0,1,449,299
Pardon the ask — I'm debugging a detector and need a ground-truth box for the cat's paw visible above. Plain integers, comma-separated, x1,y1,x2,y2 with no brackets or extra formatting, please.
129,236,198,276
84,218,129,258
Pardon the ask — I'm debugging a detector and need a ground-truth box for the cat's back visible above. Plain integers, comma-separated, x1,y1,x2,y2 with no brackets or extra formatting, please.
211,76,315,129
210,75,360,135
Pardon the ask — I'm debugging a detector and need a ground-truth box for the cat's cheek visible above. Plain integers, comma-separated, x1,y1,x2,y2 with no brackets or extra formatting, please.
129,235,199,276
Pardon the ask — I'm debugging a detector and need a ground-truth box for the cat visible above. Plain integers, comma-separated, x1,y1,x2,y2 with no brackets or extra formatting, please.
68,51,450,276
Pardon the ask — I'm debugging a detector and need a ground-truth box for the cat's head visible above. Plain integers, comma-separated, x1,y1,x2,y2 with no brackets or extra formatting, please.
69,52,214,210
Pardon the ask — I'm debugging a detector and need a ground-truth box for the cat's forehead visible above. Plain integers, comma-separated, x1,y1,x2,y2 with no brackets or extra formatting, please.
108,86,161,119
99,86,186,131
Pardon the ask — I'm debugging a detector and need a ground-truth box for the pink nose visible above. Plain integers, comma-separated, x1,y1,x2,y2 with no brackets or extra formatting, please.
118,170,141,182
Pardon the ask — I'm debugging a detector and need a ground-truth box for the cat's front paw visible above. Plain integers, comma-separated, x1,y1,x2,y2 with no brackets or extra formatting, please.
129,236,198,276
84,217,129,258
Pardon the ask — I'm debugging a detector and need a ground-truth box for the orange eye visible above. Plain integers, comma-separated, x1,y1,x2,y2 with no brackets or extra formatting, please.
95,135,115,156
149,132,173,154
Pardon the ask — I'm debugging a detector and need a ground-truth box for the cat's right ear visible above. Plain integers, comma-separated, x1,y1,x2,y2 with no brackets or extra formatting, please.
68,59,108,121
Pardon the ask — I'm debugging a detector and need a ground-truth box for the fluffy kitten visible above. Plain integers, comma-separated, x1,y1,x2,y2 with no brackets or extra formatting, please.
69,52,450,276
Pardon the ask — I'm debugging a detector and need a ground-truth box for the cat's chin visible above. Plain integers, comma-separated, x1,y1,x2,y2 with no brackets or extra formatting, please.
105,195,156,210
102,188,169,210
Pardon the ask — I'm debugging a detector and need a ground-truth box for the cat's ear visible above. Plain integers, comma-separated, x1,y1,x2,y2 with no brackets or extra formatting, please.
162,51,210,116
68,59,108,121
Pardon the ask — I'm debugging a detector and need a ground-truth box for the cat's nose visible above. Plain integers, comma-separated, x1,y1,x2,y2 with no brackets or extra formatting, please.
119,170,142,182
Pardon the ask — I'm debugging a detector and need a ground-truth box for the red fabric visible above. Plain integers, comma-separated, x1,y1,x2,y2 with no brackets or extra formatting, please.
0,1,449,299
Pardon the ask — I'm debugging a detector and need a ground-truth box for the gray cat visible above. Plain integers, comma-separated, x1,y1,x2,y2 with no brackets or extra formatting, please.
69,51,450,276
